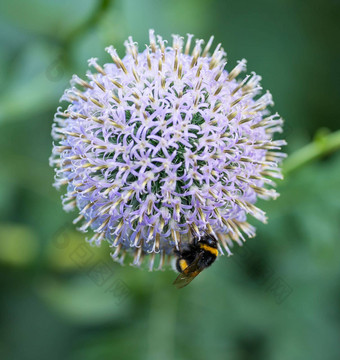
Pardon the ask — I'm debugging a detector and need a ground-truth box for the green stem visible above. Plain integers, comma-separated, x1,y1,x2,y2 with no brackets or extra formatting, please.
283,129,340,176
147,279,179,360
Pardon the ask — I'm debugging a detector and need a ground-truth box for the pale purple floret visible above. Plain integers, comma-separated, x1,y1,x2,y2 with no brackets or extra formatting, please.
50,30,286,270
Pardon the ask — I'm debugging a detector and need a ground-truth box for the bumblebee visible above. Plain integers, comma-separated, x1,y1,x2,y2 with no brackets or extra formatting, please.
173,231,218,288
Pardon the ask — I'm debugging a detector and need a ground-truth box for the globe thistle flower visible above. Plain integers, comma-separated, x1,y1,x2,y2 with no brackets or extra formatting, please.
50,30,286,271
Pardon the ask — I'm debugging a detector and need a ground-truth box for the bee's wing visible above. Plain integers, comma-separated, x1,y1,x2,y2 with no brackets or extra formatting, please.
173,253,204,289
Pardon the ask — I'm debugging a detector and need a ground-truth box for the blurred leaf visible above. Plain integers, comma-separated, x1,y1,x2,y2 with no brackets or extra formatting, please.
0,42,69,124
0,223,39,265
0,0,95,39
45,227,111,271
38,275,131,325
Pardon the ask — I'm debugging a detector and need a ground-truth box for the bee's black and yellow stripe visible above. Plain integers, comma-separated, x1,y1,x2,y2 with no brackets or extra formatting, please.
178,259,189,272
199,243,219,257
175,237,218,273
173,234,219,287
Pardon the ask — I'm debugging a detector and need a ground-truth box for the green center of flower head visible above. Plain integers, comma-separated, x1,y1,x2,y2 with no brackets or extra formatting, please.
50,30,286,270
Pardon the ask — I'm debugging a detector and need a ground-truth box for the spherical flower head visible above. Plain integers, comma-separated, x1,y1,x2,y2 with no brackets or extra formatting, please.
50,30,286,270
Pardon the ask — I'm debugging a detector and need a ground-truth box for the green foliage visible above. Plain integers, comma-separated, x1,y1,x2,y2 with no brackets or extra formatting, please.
0,0,339,359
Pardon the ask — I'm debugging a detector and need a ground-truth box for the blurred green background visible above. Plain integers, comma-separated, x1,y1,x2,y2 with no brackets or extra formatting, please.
1,0,340,359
